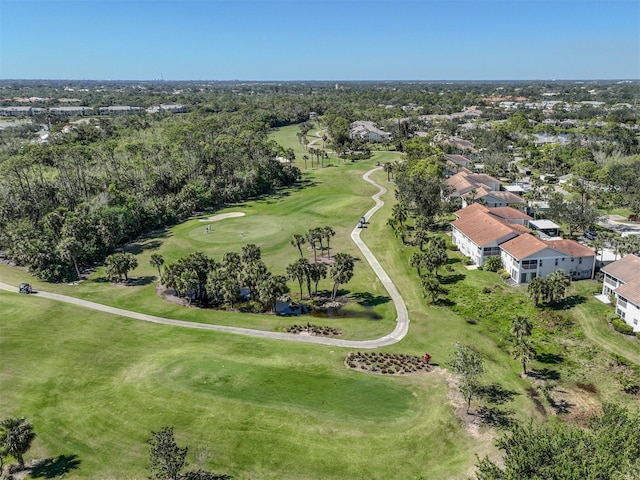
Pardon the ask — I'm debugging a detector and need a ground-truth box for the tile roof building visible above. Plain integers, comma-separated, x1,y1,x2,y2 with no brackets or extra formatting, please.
601,254,640,332
451,204,595,283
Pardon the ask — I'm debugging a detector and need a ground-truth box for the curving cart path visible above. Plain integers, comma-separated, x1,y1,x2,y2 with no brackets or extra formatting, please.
0,167,409,348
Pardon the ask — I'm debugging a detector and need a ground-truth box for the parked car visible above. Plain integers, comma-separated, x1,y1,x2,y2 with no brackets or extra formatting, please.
18,283,33,294
584,230,598,240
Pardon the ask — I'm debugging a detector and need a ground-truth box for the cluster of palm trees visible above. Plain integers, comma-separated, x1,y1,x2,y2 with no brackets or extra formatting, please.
590,232,640,262
527,270,571,306
288,227,355,304
160,246,288,312
290,226,336,262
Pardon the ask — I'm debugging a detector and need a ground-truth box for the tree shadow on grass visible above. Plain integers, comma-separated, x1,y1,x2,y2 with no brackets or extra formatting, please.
351,291,391,307
529,368,560,381
475,406,517,430
535,352,564,364
550,294,586,310
435,298,456,307
440,274,466,285
477,383,519,405
124,239,163,255
126,275,155,286
29,454,80,478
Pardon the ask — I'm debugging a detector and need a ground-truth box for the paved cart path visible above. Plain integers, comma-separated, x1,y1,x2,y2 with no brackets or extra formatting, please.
0,167,409,348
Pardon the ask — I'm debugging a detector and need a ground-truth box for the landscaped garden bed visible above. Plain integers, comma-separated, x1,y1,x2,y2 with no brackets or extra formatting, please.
345,352,433,375
285,323,343,336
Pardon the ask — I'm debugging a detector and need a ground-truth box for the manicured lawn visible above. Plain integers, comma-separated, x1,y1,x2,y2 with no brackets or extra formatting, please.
0,291,489,479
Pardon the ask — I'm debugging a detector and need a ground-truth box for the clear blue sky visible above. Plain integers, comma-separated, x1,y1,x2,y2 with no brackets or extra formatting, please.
1,0,638,80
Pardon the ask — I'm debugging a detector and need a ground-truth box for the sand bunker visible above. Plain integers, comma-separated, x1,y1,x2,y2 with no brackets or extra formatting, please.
199,212,245,222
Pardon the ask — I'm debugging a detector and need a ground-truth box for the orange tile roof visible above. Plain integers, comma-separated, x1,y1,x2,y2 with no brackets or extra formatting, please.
615,281,640,306
452,212,521,247
488,207,532,221
484,191,526,204
454,202,488,219
500,234,548,259
501,235,596,260
544,239,594,258
601,254,640,284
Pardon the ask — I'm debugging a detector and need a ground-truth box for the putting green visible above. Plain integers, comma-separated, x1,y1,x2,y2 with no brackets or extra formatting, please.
188,214,291,245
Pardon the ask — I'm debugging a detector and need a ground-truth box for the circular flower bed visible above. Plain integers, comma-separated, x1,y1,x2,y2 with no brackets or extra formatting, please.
345,352,433,375
285,323,343,337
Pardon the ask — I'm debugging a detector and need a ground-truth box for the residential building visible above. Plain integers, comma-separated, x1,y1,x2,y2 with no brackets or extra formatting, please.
451,204,530,266
500,235,595,284
349,121,391,143
49,106,94,116
98,106,142,115
446,168,525,208
600,254,640,332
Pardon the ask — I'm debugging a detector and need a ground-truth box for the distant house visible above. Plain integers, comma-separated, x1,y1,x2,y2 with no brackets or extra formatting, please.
98,106,142,115
444,154,472,173
444,136,477,152
350,121,391,143
500,236,595,284
49,106,93,116
446,168,525,208
600,254,640,332
0,106,34,117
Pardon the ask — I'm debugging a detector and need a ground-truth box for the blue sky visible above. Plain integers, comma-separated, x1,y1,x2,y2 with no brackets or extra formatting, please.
1,0,638,80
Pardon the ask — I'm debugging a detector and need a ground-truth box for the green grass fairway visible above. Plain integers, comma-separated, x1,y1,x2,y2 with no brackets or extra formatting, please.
0,291,488,479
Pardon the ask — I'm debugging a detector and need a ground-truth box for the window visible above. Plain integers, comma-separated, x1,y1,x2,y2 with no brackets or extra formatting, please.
571,258,574,262
616,308,626,319
522,260,537,270
555,258,558,266
539,260,543,266
579,257,582,264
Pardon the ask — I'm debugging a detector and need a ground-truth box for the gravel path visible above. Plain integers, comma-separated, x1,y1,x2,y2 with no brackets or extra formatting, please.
0,167,409,348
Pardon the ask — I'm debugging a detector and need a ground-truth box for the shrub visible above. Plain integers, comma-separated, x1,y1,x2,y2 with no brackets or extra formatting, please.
484,256,503,272
499,269,511,280
612,318,635,335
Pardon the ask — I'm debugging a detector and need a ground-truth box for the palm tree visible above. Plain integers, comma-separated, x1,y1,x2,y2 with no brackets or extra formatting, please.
149,253,165,278
322,226,335,259
329,253,355,301
547,270,570,304
527,277,547,306
510,315,535,374
290,234,306,258
511,335,535,375
241,243,261,264
306,228,322,263
0,417,36,469
421,273,444,304
510,315,533,339
309,261,328,295
286,259,307,303
391,202,409,226
383,162,392,181
258,274,289,313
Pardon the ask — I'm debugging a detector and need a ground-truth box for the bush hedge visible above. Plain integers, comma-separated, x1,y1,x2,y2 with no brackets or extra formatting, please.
612,318,635,335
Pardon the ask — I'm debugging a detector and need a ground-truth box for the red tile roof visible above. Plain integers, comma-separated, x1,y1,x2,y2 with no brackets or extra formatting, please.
601,255,640,284
544,239,594,258
452,212,522,247
500,234,548,259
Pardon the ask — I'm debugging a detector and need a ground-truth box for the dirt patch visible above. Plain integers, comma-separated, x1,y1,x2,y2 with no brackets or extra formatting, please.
198,212,245,222
435,368,497,441
156,283,188,306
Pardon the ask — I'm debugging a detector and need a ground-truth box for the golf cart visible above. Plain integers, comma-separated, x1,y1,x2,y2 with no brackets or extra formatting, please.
19,283,33,294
